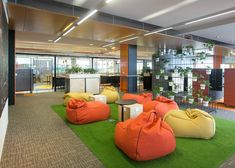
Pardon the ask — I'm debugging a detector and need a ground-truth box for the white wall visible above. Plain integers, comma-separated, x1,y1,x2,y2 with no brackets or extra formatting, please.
0,99,8,161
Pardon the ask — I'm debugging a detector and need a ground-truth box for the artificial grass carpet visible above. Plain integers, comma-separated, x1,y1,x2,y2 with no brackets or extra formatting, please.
52,104,235,168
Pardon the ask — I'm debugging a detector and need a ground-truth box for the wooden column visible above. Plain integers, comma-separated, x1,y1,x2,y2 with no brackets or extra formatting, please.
120,44,137,93
213,47,223,69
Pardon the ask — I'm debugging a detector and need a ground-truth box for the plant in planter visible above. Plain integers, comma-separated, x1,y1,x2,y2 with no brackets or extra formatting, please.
204,40,215,51
206,66,212,75
160,69,165,74
200,80,210,90
192,73,198,82
187,95,194,104
66,66,83,74
185,45,194,55
167,91,176,100
154,86,163,96
155,72,161,79
164,74,169,80
203,96,212,107
196,90,204,103
173,83,179,93
153,52,160,62
169,80,174,86
83,68,97,74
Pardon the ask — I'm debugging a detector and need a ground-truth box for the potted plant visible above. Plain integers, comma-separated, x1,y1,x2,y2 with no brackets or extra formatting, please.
155,87,163,96
83,68,97,74
164,74,168,80
187,95,194,104
167,91,175,100
169,80,174,86
196,90,203,103
192,73,198,82
153,52,160,62
203,96,212,107
206,66,212,75
155,72,161,79
66,66,83,74
173,83,179,93
160,69,165,74
200,80,210,90
204,40,214,51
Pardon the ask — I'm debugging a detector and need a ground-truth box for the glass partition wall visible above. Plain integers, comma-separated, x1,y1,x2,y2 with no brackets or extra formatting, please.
16,53,151,93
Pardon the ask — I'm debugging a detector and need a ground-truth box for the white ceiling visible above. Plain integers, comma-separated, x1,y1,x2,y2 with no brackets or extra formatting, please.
55,0,235,46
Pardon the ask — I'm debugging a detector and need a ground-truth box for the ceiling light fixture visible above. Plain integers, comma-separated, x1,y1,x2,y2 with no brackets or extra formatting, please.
89,43,94,46
144,27,173,36
77,9,98,25
106,0,113,3
54,37,61,43
48,40,53,42
119,36,138,43
102,43,115,47
185,9,235,25
62,26,76,36
140,0,198,21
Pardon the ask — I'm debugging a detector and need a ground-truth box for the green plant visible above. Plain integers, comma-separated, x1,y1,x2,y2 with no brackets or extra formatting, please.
203,80,211,87
65,66,83,74
185,45,194,54
154,86,163,95
83,68,97,74
187,95,194,99
204,96,212,102
167,90,175,97
196,90,203,98
204,40,215,51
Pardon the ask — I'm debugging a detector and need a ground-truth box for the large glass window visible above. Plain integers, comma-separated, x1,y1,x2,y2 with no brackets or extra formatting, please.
76,57,92,68
93,58,119,74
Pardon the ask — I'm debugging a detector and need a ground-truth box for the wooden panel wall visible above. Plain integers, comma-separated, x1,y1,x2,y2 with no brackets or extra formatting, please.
213,47,223,69
120,44,128,92
224,69,235,106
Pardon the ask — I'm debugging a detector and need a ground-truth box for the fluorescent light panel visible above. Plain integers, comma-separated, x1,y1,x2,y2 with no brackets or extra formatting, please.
140,0,198,21
119,36,138,43
63,26,76,36
102,43,115,47
185,9,235,25
106,0,113,3
144,27,173,36
54,37,61,43
77,9,98,25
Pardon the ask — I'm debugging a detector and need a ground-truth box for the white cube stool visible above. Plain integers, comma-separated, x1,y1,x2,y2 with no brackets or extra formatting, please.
118,103,143,121
90,95,107,104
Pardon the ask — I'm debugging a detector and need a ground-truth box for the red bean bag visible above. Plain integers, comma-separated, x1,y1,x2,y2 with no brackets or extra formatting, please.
155,96,179,118
143,100,157,112
66,99,110,124
122,93,152,104
114,111,176,161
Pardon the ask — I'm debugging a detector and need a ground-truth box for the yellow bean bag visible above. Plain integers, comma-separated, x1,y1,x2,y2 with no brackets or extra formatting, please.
64,92,93,106
100,86,119,103
163,109,215,139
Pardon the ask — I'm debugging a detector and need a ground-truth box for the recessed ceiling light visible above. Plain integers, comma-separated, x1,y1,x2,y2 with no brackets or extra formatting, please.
106,0,113,3
89,43,94,46
77,9,98,25
54,37,61,43
119,36,138,43
48,40,53,42
102,43,115,47
112,46,116,50
216,35,221,39
144,27,173,36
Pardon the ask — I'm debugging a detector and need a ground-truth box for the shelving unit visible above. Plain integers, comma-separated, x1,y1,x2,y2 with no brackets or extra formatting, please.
152,47,217,113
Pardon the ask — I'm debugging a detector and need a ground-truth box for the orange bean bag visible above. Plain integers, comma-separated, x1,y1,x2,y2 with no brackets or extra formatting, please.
114,111,176,161
154,96,179,118
122,93,152,104
66,99,110,124
143,100,157,112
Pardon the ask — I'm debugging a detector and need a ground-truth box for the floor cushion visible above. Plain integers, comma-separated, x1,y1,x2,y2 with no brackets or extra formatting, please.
122,93,152,104
66,99,110,124
155,96,179,118
63,92,93,106
163,108,216,139
100,86,119,103
114,111,176,161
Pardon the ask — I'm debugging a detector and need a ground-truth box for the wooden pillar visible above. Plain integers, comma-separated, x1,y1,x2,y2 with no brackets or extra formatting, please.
213,47,223,69
120,44,137,93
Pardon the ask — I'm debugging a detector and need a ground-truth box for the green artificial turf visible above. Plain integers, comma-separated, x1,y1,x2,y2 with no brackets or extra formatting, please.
52,104,235,168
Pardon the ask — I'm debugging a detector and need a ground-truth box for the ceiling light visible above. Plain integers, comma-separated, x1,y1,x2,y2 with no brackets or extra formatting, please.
89,43,94,46
185,9,235,25
112,46,116,50
77,9,98,25
119,36,138,43
62,26,76,36
102,43,115,47
144,27,173,36
54,37,61,43
106,0,113,3
140,0,198,21
48,40,53,42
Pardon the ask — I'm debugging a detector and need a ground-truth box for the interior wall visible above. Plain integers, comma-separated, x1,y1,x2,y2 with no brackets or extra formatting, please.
0,0,9,160
0,100,8,160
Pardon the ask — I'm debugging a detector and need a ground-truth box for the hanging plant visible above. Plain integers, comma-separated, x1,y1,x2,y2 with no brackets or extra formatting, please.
206,66,212,75
204,40,215,51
